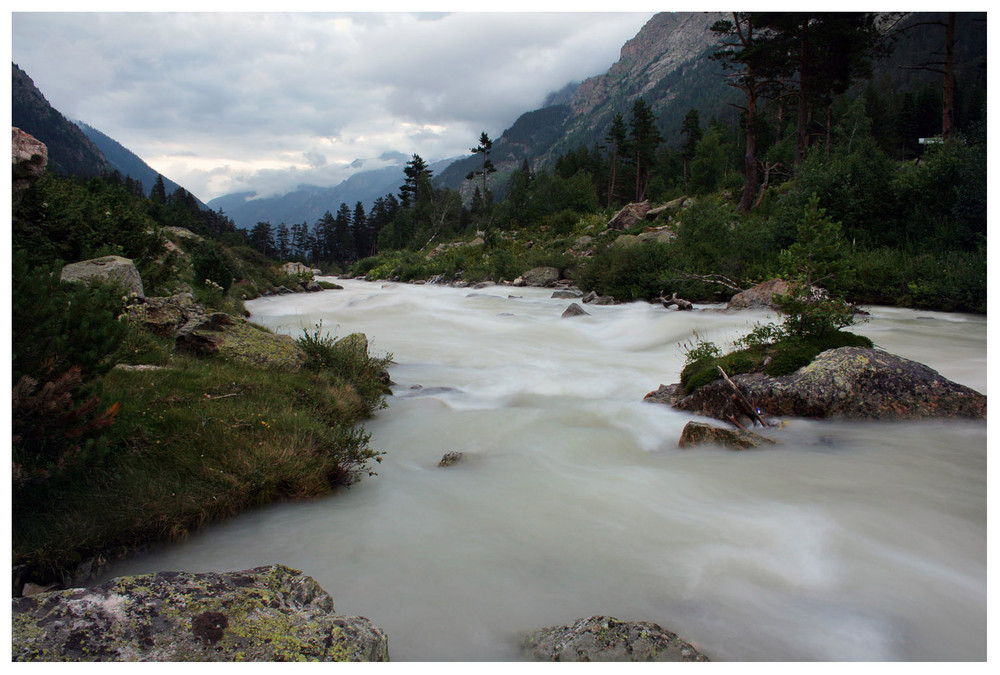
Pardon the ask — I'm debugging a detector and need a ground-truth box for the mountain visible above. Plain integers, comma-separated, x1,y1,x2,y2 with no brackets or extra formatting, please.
436,12,734,192
76,121,207,208
12,62,109,178
208,156,459,230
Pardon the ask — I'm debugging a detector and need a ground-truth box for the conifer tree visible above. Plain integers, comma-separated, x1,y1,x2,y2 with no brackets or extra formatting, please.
605,113,628,207
628,98,663,202
466,131,497,204
399,154,432,208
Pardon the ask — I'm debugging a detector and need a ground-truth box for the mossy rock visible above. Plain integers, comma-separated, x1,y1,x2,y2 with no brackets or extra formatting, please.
176,313,305,370
12,564,389,662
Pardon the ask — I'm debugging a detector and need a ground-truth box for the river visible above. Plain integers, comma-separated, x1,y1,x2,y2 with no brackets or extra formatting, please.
98,279,987,661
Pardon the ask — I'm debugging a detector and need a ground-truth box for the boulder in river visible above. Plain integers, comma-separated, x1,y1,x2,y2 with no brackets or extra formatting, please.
438,451,465,467
726,278,794,311
522,615,708,661
647,347,986,421
561,303,590,318
678,421,776,450
11,564,389,662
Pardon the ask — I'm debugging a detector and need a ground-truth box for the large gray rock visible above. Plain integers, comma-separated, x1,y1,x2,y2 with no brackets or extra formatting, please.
12,564,389,662
61,256,145,297
647,347,987,421
523,615,708,662
12,127,47,200
726,278,793,311
606,201,651,230
520,266,561,287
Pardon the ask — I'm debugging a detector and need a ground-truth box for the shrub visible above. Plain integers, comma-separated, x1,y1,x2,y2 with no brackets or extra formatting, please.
12,250,128,383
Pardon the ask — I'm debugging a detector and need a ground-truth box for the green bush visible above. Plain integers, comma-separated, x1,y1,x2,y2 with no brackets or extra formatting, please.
12,250,128,383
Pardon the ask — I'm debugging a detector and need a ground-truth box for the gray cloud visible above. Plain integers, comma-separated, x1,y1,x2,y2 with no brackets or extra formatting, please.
12,11,654,202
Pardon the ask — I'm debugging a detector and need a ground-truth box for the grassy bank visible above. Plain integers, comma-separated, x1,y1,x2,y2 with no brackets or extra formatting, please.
13,327,391,581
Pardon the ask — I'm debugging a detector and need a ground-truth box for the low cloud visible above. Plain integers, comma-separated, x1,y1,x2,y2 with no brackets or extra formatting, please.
12,11,654,201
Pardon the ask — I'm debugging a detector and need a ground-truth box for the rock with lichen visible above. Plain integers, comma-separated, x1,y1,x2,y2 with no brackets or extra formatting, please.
523,615,708,661
646,347,986,421
175,313,304,369
678,421,775,450
60,255,145,298
11,564,389,662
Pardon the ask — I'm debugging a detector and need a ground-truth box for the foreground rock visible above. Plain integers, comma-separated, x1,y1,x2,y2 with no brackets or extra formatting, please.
12,564,388,662
523,615,708,662
61,255,145,298
176,313,304,369
647,347,986,421
678,421,776,450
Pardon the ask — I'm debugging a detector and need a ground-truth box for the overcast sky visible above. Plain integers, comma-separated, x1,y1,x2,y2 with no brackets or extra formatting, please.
11,5,657,202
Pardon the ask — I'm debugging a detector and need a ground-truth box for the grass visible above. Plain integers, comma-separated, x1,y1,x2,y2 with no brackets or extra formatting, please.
680,329,874,395
12,330,392,578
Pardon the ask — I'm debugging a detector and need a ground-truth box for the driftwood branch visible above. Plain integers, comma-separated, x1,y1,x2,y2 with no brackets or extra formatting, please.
659,291,693,311
671,272,746,294
717,366,773,428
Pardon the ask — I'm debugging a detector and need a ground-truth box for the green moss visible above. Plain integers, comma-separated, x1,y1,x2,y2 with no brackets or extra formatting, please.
680,330,874,394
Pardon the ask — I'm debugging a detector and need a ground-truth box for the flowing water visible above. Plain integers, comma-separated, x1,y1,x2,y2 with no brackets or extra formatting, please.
99,279,987,661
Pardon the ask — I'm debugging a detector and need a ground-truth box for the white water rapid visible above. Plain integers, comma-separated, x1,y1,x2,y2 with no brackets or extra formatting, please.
99,279,987,661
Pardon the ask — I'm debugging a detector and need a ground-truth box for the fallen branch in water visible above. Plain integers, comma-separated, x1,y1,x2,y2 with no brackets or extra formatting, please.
717,366,773,428
659,291,693,310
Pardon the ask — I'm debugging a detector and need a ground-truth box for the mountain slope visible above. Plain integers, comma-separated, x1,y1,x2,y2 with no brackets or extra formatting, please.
436,12,734,191
76,121,206,208
12,63,109,178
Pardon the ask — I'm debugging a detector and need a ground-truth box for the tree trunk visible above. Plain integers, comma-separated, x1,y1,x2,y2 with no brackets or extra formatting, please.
795,18,810,167
739,88,760,212
942,12,956,145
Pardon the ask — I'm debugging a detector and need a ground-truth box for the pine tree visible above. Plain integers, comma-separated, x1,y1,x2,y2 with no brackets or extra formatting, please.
466,131,497,204
150,174,167,204
680,109,703,193
628,98,663,202
399,154,432,208
352,201,372,259
605,113,628,207
275,223,291,260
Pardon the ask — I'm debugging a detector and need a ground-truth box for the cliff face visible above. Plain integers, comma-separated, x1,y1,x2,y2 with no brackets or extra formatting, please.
12,63,109,178
438,12,733,192
570,12,727,117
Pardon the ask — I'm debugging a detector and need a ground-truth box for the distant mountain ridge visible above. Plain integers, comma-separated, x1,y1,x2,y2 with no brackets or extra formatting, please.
207,156,459,230
76,121,206,208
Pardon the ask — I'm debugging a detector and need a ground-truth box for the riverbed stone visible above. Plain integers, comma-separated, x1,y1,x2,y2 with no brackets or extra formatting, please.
649,347,986,421
438,451,465,467
11,564,389,662
522,615,708,662
561,303,590,318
